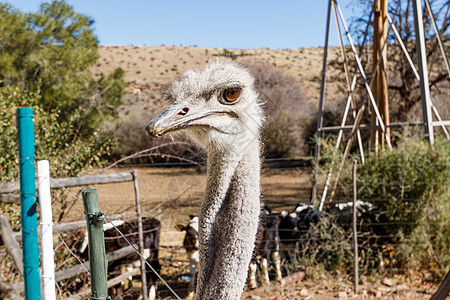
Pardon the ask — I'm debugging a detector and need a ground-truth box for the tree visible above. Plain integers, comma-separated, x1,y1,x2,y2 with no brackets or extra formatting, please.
332,0,449,127
0,1,126,181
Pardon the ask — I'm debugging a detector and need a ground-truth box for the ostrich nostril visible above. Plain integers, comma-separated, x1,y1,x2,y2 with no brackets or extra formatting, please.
178,107,189,116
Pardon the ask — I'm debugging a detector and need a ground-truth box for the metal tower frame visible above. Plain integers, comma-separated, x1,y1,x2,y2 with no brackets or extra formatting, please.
312,0,450,208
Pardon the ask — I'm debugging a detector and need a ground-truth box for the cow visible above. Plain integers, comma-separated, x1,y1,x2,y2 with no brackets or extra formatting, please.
278,203,323,265
327,199,374,234
328,200,374,219
247,205,283,289
82,217,161,300
175,215,199,299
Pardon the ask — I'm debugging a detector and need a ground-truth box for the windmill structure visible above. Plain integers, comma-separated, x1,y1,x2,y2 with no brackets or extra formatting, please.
312,0,450,209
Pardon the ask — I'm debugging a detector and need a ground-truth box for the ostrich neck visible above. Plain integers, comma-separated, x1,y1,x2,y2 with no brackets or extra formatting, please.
195,140,261,300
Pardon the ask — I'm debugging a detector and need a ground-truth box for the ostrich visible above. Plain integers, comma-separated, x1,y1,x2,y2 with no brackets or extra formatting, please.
146,60,264,299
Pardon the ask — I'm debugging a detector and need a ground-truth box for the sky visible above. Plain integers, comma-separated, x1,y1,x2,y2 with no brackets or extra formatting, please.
3,0,366,49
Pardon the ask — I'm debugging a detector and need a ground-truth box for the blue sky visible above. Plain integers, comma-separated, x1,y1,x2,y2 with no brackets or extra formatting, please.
3,1,372,49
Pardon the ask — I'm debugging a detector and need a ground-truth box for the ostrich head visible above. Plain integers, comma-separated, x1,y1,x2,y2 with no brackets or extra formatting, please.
146,60,263,153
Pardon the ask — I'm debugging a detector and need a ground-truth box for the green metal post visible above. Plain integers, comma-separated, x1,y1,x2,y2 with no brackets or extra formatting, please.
82,189,110,300
17,107,41,300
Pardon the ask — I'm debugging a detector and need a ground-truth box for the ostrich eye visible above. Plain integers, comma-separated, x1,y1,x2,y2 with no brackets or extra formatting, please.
222,87,241,103
177,107,189,116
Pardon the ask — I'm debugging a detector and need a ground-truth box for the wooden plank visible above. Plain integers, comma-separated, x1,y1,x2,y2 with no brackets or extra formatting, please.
319,121,424,132
12,211,137,241
0,214,23,276
0,193,20,204
0,172,134,194
65,268,140,300
431,270,450,300
14,245,137,292
433,120,450,127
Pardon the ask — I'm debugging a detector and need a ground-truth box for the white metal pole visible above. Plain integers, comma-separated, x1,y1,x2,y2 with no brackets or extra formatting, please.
38,160,56,300
412,0,435,145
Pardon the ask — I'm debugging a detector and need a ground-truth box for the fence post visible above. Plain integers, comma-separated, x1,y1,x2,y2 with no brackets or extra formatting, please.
132,169,148,300
38,160,56,300
352,159,359,293
82,189,110,300
17,107,41,299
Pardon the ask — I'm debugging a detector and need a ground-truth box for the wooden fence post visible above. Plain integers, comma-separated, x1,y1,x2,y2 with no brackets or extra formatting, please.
82,189,110,300
132,169,148,300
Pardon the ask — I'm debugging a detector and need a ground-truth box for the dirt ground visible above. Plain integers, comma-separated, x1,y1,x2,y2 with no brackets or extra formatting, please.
60,166,312,226
55,167,443,299
240,270,438,300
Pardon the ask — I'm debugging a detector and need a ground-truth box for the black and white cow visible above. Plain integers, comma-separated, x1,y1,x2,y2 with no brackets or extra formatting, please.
278,203,323,263
248,205,283,289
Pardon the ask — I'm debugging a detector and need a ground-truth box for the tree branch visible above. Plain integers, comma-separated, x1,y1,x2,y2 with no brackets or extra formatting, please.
99,141,195,172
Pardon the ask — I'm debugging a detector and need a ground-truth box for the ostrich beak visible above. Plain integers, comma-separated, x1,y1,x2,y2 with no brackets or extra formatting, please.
145,103,232,137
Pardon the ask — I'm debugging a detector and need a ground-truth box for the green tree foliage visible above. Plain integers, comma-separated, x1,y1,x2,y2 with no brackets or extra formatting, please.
0,1,126,182
0,90,116,182
303,137,448,279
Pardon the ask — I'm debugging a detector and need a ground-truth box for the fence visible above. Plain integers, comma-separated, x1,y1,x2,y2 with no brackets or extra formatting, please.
0,160,447,298
0,168,173,299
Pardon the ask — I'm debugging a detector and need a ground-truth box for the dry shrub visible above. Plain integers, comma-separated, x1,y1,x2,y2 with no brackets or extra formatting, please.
112,96,205,165
241,60,315,157
112,115,204,165
312,136,450,280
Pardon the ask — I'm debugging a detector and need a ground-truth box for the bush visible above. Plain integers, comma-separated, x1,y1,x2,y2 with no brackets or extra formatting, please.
0,89,118,226
241,60,315,157
353,137,449,238
0,90,116,181
315,136,450,279
298,216,354,271
112,110,205,165
304,136,449,278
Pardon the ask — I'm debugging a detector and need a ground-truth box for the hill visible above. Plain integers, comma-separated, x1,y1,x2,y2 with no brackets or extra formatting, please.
92,45,343,121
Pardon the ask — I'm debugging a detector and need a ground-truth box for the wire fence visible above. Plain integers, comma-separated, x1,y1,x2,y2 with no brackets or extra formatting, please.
49,176,182,300
2,152,445,298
